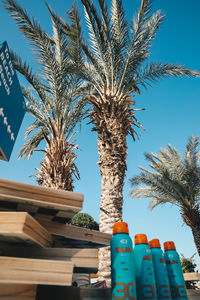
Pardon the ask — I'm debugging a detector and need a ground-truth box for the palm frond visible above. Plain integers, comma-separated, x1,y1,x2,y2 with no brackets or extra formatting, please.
24,120,46,139
3,0,53,45
111,0,129,74
82,44,105,85
133,0,152,35
4,0,70,101
3,0,54,56
116,9,164,95
66,3,83,65
130,136,200,211
61,96,88,136
138,63,200,88
149,196,170,210
111,0,128,46
10,51,50,106
81,0,111,86
47,3,64,67
123,11,165,80
18,128,47,159
185,135,200,167
98,0,110,38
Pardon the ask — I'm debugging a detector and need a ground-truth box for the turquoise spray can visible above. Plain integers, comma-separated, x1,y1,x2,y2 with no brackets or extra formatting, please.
149,239,172,299
111,221,137,300
164,241,188,300
132,234,157,300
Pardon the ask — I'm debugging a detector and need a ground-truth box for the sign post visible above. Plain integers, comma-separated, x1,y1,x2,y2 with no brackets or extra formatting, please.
0,41,26,161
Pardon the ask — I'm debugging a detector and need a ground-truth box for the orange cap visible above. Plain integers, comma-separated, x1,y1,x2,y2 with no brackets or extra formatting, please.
149,239,161,248
135,234,148,245
113,222,129,235
164,241,176,251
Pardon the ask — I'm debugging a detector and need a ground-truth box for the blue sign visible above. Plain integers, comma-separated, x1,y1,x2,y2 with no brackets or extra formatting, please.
0,41,26,161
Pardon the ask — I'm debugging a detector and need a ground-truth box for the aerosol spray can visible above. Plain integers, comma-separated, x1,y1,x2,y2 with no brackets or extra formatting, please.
111,221,137,300
164,241,188,300
132,234,157,300
149,239,172,299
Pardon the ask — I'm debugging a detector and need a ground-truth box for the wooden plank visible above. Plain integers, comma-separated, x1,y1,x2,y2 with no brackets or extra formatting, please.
184,272,200,281
0,247,98,273
0,284,36,300
0,178,83,223
0,256,74,285
36,218,112,248
0,212,53,247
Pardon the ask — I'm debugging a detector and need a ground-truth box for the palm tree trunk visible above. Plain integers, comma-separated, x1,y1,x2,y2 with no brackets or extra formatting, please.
35,133,79,191
191,226,200,256
182,206,200,256
97,117,128,286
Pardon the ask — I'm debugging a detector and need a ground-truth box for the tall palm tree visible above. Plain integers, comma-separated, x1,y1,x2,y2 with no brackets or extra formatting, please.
3,0,89,190
130,136,200,256
64,0,200,282
57,0,199,282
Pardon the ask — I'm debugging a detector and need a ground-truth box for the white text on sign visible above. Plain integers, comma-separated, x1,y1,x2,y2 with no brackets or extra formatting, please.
0,45,15,96
0,107,15,141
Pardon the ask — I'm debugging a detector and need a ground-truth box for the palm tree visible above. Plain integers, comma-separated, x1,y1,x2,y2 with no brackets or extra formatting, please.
130,136,200,257
3,0,89,190
58,0,199,282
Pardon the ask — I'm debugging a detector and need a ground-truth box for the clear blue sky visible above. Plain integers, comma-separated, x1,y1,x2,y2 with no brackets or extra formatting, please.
0,0,200,268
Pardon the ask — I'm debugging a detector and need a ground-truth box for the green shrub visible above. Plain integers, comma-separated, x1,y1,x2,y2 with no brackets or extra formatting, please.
71,213,99,230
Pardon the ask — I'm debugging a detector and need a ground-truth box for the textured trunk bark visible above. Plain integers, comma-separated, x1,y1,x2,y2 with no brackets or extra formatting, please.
97,119,128,286
35,135,79,192
182,207,200,257
36,147,73,191
191,226,200,257
89,91,136,286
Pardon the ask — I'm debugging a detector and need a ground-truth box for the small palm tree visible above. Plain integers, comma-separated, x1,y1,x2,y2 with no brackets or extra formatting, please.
130,136,200,256
3,0,89,190
57,0,200,282
181,253,197,289
181,253,197,274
